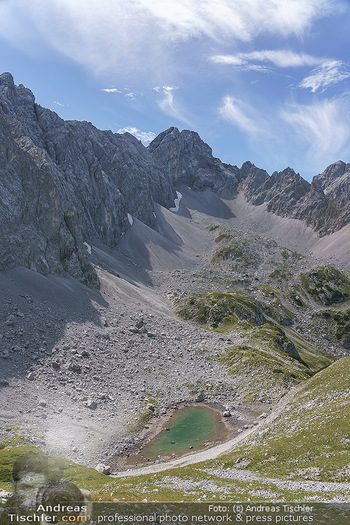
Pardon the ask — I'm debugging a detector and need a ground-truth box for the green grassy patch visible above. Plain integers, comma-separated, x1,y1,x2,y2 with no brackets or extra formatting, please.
211,238,262,269
175,291,267,330
0,446,38,484
285,329,333,371
269,265,293,281
216,344,309,402
127,408,155,433
212,357,350,482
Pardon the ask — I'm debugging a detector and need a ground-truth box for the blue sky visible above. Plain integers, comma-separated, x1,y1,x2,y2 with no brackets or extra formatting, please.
1,0,350,181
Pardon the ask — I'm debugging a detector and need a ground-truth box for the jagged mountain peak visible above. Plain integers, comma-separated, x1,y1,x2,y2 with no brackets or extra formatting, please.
148,125,179,143
0,71,35,102
149,125,239,193
0,71,15,85
271,168,312,192
272,166,299,178
149,126,212,157
313,160,350,200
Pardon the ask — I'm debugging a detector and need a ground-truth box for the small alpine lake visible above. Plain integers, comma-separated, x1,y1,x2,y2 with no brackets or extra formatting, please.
132,405,230,462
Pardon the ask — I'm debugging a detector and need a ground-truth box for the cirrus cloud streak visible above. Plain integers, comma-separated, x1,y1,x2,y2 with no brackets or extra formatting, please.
299,60,350,92
211,50,324,68
218,95,267,135
281,97,350,158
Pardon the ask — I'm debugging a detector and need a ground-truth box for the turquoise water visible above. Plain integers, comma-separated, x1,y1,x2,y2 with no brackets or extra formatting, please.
141,406,226,458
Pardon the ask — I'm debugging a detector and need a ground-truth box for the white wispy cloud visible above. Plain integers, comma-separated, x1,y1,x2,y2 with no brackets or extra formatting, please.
218,96,266,135
101,88,122,93
101,87,138,100
0,0,341,73
211,50,324,69
53,101,64,106
125,92,136,100
117,126,156,145
157,85,192,125
241,65,271,73
299,60,350,92
281,97,350,158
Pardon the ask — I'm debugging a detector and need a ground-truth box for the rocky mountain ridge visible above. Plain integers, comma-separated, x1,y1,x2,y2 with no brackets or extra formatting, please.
241,162,350,234
0,71,349,285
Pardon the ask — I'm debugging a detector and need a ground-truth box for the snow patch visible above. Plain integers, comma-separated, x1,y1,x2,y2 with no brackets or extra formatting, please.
127,213,134,226
169,191,183,213
153,212,157,218
83,241,92,255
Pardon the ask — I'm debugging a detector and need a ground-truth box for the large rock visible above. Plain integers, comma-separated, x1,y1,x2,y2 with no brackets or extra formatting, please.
95,464,111,475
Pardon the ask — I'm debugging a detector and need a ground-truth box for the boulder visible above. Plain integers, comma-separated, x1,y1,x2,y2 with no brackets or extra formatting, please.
283,341,300,358
86,399,97,410
95,464,111,475
195,392,205,402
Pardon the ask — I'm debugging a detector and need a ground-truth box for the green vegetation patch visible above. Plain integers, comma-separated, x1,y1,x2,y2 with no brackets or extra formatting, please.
300,266,350,305
104,466,350,502
214,335,314,404
212,357,350,482
217,344,308,382
269,266,292,281
246,323,307,365
319,200,342,220
175,291,267,329
212,237,262,269
289,290,306,308
267,301,294,326
0,446,37,484
215,233,231,243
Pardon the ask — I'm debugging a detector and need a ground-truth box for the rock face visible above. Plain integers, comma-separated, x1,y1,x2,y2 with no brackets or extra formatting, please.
241,161,350,235
0,83,97,286
148,127,241,195
0,72,180,286
313,160,350,200
0,74,243,284
0,75,177,286
1,72,350,285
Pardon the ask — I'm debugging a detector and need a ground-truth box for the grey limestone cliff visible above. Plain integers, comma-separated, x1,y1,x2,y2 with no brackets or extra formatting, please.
0,73,176,285
313,160,350,201
241,161,350,235
148,126,241,196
